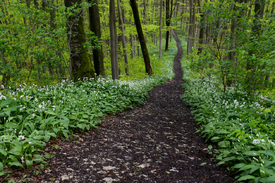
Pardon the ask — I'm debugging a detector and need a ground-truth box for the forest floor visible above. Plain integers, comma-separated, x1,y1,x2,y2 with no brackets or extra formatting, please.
5,31,236,183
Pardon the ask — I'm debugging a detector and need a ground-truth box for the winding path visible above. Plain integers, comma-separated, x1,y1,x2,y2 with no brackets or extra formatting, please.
10,31,235,183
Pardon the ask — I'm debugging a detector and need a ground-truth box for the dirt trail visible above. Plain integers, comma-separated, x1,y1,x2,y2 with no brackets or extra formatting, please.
8,31,235,183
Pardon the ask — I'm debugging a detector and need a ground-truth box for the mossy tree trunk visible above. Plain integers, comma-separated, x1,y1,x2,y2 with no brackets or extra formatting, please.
64,0,95,82
130,0,152,75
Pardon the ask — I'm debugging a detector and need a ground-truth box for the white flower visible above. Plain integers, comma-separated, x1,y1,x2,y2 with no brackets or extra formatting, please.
18,135,25,140
253,139,265,144
29,141,32,145
20,107,26,111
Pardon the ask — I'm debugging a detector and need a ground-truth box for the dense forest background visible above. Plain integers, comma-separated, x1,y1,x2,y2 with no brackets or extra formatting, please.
1,0,274,97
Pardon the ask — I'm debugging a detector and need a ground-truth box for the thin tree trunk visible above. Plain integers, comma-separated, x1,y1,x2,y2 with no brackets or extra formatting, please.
197,0,204,55
130,0,152,75
165,0,170,51
159,0,163,59
88,0,105,77
117,0,129,75
109,0,119,80
187,0,193,55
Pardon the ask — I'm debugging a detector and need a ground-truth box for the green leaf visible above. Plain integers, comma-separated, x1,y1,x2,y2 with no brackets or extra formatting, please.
26,159,33,169
46,110,57,116
33,154,44,163
237,175,255,181
62,131,68,139
260,167,268,178
217,161,225,166
0,99,14,108
264,160,275,168
250,167,260,174
267,176,275,183
211,136,220,142
239,164,260,171
44,135,51,142
232,163,246,169
200,162,207,166
44,153,54,158
52,128,59,134
77,124,84,130
8,161,24,168
243,151,260,156
215,129,230,135
32,135,45,140
218,140,229,148
60,119,69,129
0,148,7,156
8,146,23,156
0,162,3,171
265,150,275,158
82,114,89,119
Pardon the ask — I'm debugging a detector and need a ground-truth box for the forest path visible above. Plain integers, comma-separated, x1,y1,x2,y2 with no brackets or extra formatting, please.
10,31,235,183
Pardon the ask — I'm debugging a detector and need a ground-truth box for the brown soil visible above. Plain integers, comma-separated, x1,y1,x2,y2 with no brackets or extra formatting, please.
3,31,236,183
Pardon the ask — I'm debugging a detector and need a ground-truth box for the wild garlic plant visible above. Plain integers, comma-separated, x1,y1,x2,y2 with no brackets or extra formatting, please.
0,56,175,174
181,59,275,182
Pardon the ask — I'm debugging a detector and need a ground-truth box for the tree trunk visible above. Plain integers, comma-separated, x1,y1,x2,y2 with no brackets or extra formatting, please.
130,0,152,75
165,0,170,51
88,0,105,77
117,0,129,75
109,0,119,80
197,0,204,55
187,0,193,55
159,0,163,59
64,0,95,82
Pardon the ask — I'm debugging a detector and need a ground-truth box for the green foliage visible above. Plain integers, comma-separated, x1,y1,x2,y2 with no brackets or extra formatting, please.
192,0,275,97
181,57,275,182
0,0,178,175
0,40,175,173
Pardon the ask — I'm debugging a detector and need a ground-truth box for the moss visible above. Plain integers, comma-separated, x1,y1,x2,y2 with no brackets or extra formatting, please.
66,0,95,82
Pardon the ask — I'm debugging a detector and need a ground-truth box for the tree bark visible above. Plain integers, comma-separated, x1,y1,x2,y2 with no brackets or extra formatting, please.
64,0,95,82
117,0,129,75
130,0,152,75
109,0,119,80
197,0,204,55
165,0,170,51
159,0,163,59
88,0,105,77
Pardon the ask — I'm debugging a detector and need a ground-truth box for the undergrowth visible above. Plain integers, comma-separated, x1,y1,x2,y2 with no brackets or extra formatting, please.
0,38,176,177
181,55,275,182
